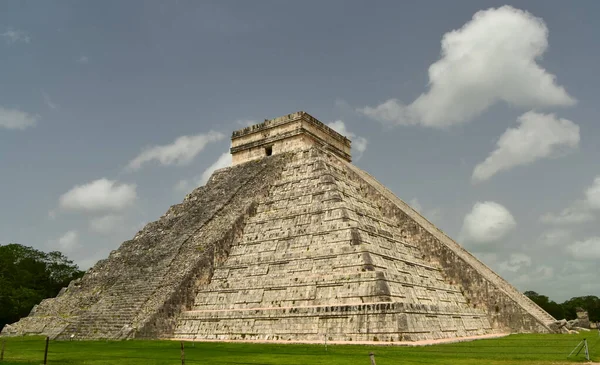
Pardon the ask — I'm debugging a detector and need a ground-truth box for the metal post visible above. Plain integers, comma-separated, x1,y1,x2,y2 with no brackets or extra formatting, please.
584,339,590,361
369,352,376,365
568,339,584,358
324,334,327,352
180,341,185,365
43,337,49,365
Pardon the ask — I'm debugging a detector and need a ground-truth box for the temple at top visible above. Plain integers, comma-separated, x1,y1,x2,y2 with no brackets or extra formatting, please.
230,111,352,165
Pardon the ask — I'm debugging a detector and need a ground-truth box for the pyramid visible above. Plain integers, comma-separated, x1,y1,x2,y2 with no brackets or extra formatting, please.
2,112,556,342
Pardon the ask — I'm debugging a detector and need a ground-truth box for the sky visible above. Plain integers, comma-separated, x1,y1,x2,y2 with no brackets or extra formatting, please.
1,0,599,303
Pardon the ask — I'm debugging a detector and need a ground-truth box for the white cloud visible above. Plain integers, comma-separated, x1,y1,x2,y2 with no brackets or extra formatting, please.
409,198,423,213
460,201,516,245
540,202,595,225
498,253,532,273
475,252,498,267
76,56,89,64
200,152,231,184
327,120,368,155
173,179,193,194
359,5,575,128
235,119,257,127
89,215,124,235
1,28,30,44
511,265,554,287
472,112,579,182
49,230,80,254
174,152,232,193
533,265,554,280
585,177,600,209
59,178,137,213
408,198,442,224
0,107,38,130
538,229,571,246
127,131,224,170
566,237,600,260
540,176,600,225
42,91,59,110
173,178,195,193
425,207,443,224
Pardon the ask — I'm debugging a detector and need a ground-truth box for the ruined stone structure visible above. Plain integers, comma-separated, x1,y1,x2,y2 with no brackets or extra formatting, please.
231,111,351,165
576,308,591,329
2,111,556,342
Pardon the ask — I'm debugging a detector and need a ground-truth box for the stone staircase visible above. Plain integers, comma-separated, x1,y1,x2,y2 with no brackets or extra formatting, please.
3,146,556,341
172,149,497,342
4,153,291,340
57,275,165,339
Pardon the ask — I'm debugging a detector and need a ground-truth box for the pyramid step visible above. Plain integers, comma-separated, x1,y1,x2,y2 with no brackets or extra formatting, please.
6,124,556,343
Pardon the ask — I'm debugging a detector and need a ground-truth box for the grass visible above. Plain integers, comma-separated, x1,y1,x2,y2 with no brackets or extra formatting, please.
1,332,598,365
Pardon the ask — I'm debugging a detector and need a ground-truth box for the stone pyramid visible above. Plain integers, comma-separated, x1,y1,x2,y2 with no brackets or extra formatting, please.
2,112,556,342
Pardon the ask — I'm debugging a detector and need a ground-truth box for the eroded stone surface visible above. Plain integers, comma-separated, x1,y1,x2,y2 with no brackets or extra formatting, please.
2,112,556,342
1,154,290,340
172,148,553,342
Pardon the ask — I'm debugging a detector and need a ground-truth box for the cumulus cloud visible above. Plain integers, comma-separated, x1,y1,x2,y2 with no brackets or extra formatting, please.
174,152,232,193
173,179,194,194
235,119,257,127
49,230,80,254
425,208,443,224
0,107,38,130
472,112,579,182
460,201,516,245
540,202,595,225
89,215,124,235
1,28,30,44
408,198,443,224
200,152,231,184
409,198,423,213
538,229,571,246
359,5,575,128
566,237,600,260
533,265,554,280
59,178,137,213
498,253,532,273
127,131,224,170
511,265,555,287
585,177,600,209
327,120,368,156
540,175,600,225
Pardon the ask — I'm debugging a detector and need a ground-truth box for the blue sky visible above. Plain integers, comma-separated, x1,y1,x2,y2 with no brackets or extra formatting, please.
1,0,599,302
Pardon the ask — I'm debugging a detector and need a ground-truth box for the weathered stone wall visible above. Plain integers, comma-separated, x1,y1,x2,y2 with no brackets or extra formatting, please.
231,112,351,165
173,148,495,342
3,144,554,342
341,157,555,333
176,302,491,342
2,154,291,339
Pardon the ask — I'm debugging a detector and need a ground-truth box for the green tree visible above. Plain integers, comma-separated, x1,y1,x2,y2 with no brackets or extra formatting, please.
0,243,85,331
525,290,600,323
561,295,600,322
524,291,565,320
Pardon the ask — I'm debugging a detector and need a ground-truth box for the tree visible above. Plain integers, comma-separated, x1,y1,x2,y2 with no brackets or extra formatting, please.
525,290,600,322
562,296,600,322
0,243,85,331
524,291,565,320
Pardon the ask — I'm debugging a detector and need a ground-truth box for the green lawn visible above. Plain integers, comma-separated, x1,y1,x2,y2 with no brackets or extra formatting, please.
1,332,598,365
